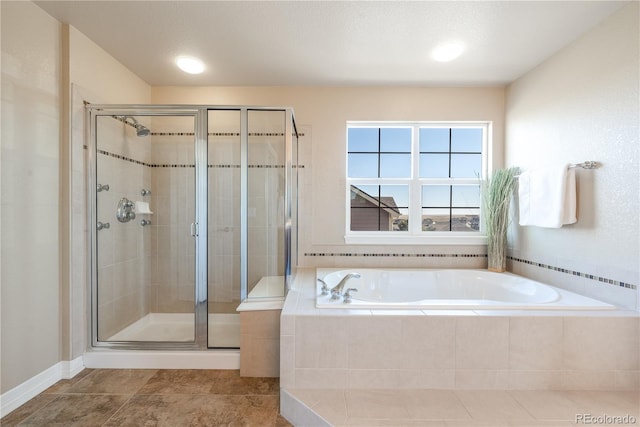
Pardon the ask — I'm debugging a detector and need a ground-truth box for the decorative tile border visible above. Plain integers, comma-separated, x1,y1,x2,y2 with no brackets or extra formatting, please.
132,131,305,137
98,149,304,169
302,252,637,291
508,256,637,290
304,252,486,258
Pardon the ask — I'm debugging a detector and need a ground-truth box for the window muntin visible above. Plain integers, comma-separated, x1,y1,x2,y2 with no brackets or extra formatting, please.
421,185,481,232
346,122,488,240
348,127,412,179
350,184,409,232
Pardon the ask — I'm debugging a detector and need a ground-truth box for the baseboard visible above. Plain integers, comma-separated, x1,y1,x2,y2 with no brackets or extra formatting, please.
0,356,84,418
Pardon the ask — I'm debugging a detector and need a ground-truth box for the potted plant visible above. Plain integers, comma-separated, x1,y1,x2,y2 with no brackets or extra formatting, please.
482,167,519,272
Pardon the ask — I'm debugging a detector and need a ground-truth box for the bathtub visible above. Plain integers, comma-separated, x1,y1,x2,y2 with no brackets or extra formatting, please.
316,268,615,310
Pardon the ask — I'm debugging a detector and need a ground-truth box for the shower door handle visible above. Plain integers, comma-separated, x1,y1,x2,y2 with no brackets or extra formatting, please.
190,222,198,237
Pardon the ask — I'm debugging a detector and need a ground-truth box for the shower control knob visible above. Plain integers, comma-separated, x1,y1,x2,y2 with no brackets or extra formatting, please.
97,183,110,192
97,221,110,231
140,219,151,226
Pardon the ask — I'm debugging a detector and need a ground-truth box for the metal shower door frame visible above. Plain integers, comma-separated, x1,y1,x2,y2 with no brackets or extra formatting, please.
86,104,295,351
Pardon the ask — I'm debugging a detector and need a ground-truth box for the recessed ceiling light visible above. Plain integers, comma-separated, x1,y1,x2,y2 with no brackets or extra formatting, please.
431,42,465,62
176,56,205,74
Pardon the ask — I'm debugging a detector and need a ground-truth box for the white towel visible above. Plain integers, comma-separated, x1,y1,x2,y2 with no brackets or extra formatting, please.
518,164,576,228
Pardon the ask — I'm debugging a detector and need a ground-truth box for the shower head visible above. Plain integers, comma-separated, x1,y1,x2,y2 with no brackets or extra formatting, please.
134,122,150,137
122,116,150,137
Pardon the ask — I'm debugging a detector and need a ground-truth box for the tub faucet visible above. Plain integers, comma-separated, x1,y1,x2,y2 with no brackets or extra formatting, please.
330,273,361,300
317,278,330,296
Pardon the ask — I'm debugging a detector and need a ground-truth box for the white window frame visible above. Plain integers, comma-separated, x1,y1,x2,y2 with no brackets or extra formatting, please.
345,121,491,245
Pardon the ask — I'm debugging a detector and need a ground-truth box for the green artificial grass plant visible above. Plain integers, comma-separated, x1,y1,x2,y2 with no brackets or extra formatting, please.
482,167,520,272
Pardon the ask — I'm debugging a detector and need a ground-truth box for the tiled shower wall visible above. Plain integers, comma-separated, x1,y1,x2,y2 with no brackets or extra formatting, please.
207,136,241,311
247,138,286,291
96,114,292,326
148,132,195,314
96,117,152,339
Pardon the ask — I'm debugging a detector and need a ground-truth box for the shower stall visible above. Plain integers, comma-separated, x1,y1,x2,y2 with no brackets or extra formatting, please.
87,105,298,350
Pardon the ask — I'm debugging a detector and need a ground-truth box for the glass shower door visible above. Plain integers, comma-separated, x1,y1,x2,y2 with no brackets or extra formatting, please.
93,113,197,344
247,110,287,298
207,109,242,348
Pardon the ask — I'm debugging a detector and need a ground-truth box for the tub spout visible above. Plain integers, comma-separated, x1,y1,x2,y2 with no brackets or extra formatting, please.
330,273,361,300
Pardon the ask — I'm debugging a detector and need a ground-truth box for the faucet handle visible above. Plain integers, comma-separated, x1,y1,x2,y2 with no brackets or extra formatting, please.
343,288,358,303
317,278,330,296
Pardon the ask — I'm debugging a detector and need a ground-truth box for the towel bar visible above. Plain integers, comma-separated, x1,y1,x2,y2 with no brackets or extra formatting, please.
569,161,598,169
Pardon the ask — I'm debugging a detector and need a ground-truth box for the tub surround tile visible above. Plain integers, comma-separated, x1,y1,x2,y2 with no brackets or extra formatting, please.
347,317,403,369
404,390,471,420
280,391,330,427
344,390,411,419
294,368,349,389
283,270,640,396
507,371,564,390
455,370,511,390
455,317,509,370
423,309,477,316
455,390,534,421
305,390,348,426
342,368,457,389
346,419,448,426
295,317,348,368
510,390,584,420
564,391,640,418
563,317,639,371
401,317,456,370
615,370,640,390
509,318,563,370
561,370,620,391
279,335,296,389
283,388,639,426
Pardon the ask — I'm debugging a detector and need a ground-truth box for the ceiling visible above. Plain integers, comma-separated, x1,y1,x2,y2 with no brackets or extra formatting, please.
35,1,627,87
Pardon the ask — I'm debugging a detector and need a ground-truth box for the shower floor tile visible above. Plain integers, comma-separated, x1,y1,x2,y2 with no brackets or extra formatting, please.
1,369,290,427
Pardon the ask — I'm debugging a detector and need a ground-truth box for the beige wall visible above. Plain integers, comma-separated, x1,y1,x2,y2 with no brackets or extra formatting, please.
1,1,61,393
0,1,152,394
67,26,151,355
152,86,505,268
505,2,639,310
68,26,151,104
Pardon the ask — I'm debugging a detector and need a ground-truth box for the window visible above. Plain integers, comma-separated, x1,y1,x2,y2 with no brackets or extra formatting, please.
346,122,489,245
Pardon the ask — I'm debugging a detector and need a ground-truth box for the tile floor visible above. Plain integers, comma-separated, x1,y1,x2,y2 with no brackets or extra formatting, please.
1,369,292,427
286,388,640,426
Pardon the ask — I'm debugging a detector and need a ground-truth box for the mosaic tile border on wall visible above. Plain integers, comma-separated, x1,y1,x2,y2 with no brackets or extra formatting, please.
304,252,485,258
97,149,304,169
508,256,637,290
303,252,637,290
